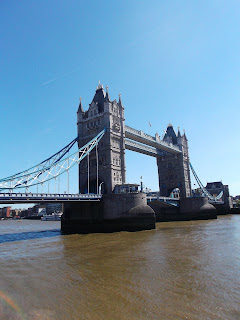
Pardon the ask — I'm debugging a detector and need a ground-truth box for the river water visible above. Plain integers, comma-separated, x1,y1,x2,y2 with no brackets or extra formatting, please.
0,215,240,320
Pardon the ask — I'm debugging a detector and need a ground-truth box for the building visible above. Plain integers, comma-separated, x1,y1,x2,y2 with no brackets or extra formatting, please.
31,204,47,216
206,181,232,208
46,203,63,214
232,195,240,207
157,124,192,198
0,206,12,218
77,83,126,194
11,209,23,218
205,182,224,197
114,184,139,194
192,187,203,197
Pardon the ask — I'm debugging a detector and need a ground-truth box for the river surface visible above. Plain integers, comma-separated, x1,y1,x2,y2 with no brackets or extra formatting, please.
0,215,240,320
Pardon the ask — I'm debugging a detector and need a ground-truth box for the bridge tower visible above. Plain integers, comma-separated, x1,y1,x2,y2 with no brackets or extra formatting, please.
157,124,192,197
77,82,126,194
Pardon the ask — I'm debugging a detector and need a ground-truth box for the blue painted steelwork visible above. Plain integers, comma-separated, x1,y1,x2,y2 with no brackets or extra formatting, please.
190,163,223,201
0,137,78,183
147,196,179,207
0,193,102,204
0,128,106,192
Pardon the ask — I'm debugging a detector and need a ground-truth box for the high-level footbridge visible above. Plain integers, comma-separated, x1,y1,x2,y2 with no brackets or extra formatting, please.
125,125,181,156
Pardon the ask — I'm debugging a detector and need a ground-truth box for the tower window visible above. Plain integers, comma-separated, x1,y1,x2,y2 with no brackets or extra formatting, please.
168,162,173,169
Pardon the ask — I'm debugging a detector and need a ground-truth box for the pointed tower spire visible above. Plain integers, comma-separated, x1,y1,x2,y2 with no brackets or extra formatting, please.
118,92,123,107
77,97,84,113
182,129,188,140
105,85,110,101
164,122,177,144
177,126,181,137
96,80,103,90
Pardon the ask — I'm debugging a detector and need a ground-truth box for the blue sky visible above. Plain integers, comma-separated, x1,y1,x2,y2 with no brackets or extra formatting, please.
1,0,240,209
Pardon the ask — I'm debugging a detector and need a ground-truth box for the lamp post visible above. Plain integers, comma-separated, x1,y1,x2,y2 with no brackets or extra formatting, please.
99,182,104,195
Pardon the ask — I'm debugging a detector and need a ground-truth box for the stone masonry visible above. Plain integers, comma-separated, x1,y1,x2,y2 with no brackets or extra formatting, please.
77,83,126,194
157,124,192,197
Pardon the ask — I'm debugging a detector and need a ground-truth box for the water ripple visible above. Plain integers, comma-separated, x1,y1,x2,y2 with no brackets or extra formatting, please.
0,229,61,243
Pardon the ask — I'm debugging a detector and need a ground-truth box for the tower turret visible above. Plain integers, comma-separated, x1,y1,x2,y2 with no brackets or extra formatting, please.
163,123,177,145
105,85,110,102
177,127,183,147
77,82,126,194
157,123,192,198
177,126,181,138
77,97,84,113
118,93,123,108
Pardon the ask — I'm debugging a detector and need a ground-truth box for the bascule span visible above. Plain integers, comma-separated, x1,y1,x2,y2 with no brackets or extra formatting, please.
0,193,102,204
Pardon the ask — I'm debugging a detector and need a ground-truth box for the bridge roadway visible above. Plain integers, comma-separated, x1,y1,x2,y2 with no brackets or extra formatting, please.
0,193,102,204
0,192,180,205
147,196,180,206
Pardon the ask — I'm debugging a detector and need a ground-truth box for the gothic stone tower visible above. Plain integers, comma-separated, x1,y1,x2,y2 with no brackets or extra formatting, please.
157,124,192,197
77,83,126,194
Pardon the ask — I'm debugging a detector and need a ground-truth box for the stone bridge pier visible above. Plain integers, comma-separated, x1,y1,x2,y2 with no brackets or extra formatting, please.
61,193,155,234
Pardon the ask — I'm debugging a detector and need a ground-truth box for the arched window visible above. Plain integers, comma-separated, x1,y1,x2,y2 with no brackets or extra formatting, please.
168,162,173,169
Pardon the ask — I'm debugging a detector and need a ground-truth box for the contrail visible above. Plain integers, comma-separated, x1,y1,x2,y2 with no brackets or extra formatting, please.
41,67,80,87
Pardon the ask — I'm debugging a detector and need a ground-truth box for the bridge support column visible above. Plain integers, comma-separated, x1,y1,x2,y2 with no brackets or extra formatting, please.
61,193,155,234
101,193,155,232
157,124,192,198
179,197,217,219
148,197,217,222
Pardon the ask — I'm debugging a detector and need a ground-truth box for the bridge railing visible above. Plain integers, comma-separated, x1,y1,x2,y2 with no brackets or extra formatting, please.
0,193,102,198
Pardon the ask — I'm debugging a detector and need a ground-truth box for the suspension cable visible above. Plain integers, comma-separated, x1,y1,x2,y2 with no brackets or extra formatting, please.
190,162,223,201
0,128,106,192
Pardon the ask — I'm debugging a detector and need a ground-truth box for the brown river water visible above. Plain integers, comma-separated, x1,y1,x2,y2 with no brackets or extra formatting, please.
0,215,240,320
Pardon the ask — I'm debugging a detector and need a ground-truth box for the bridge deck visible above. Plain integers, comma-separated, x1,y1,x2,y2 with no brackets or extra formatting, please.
0,193,102,204
147,196,180,206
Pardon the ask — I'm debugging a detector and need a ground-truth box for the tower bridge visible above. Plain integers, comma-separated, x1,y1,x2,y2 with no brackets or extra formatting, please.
77,82,192,198
0,83,227,233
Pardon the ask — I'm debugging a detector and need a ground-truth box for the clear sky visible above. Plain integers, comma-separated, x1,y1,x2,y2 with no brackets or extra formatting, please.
1,0,240,210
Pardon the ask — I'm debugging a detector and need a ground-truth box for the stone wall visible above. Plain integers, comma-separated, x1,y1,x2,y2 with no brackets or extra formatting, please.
77,84,126,194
